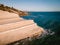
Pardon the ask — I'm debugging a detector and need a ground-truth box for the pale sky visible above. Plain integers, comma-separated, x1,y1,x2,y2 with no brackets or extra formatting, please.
0,0,60,11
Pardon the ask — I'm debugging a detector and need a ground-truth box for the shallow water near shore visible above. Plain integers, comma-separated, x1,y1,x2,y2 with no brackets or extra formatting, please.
21,12,60,31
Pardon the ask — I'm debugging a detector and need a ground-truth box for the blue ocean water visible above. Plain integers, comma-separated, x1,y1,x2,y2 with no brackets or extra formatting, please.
21,12,60,31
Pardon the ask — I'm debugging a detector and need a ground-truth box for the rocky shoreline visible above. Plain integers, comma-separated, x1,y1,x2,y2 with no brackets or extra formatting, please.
0,7,45,45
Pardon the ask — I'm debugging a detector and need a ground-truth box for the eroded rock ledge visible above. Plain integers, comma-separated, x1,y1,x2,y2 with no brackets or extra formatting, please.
7,32,44,45
0,7,45,45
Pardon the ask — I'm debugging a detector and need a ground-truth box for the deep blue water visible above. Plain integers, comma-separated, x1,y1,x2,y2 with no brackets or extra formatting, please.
21,12,60,31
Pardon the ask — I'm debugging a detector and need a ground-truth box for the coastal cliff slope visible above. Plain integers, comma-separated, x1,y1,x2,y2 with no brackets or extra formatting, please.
0,4,28,16
0,7,45,45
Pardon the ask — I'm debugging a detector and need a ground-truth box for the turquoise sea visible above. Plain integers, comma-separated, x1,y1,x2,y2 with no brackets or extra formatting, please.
21,12,60,32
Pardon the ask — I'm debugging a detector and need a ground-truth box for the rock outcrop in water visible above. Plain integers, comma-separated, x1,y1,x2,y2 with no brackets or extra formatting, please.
0,6,45,45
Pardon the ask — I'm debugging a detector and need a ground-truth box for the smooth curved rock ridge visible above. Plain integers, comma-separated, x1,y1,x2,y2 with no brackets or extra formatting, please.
0,10,45,45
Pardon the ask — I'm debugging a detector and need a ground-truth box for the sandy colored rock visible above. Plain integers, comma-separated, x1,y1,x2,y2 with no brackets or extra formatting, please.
0,20,34,32
0,10,20,19
0,10,45,45
0,17,24,25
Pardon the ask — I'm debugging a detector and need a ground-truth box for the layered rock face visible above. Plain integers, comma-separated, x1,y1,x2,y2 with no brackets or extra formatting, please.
0,10,45,45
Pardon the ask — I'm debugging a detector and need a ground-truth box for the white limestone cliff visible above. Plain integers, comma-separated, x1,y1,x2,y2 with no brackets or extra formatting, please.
0,10,45,45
